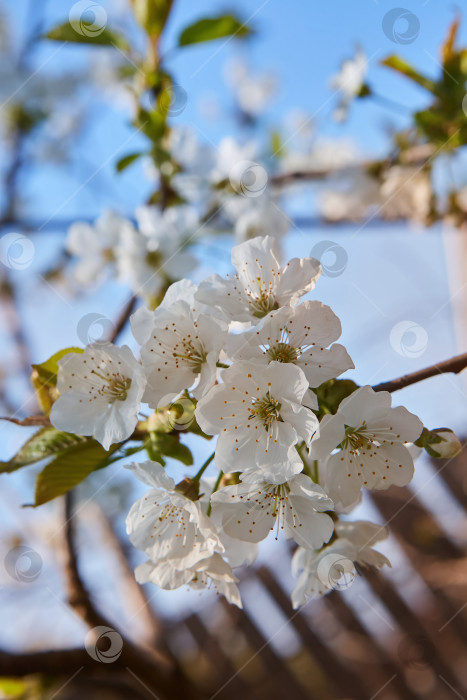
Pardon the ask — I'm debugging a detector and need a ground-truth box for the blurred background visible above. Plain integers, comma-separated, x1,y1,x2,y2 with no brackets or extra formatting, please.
0,0,466,698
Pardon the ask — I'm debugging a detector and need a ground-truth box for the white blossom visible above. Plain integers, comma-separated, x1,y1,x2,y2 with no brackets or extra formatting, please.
139,300,227,406
223,194,289,244
291,520,390,608
130,279,199,345
211,137,259,184
196,361,319,480
320,170,380,222
66,210,130,286
330,47,367,122
196,235,321,324
310,385,423,507
225,58,277,117
226,301,354,387
126,461,241,605
379,165,432,223
211,469,334,548
50,343,146,450
125,461,223,568
135,552,242,607
115,206,198,302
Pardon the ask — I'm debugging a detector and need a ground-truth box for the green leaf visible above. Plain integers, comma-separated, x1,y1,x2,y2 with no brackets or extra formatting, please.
270,130,284,157
116,152,144,172
0,678,28,697
130,0,173,37
315,379,360,417
45,23,129,50
30,347,83,415
381,56,437,94
0,427,87,474
146,432,193,466
178,14,252,47
33,440,120,506
135,107,167,144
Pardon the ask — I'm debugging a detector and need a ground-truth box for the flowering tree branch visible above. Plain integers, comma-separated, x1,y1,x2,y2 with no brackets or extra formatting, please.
373,352,467,393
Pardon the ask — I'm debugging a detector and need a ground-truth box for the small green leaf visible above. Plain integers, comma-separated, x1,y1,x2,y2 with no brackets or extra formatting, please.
33,440,120,506
178,14,252,47
135,107,167,144
315,379,360,417
45,23,129,50
381,56,437,94
270,130,283,157
130,0,173,37
0,427,87,474
31,347,83,415
116,152,144,172
146,432,193,466
0,678,28,697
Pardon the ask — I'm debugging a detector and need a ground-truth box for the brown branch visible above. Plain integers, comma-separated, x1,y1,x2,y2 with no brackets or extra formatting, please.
373,352,467,393
92,503,172,653
0,647,112,676
109,295,137,344
62,492,112,630
61,493,201,700
269,144,434,188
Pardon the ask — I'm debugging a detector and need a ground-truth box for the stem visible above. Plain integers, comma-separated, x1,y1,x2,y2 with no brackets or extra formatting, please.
312,460,319,484
373,352,467,393
297,442,312,478
370,92,409,114
109,295,137,344
206,470,224,516
193,452,215,481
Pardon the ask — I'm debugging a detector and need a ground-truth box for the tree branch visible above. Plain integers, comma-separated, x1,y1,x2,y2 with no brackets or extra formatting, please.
92,502,172,652
109,295,137,344
373,352,467,393
61,493,199,699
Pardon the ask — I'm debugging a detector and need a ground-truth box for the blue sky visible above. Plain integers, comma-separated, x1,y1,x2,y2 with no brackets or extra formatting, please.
6,0,467,218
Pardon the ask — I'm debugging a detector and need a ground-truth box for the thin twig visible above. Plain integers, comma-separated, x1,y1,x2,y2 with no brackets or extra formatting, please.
373,352,467,393
109,295,137,344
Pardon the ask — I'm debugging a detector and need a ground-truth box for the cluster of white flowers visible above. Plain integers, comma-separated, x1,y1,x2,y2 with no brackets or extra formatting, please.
320,165,432,224
66,205,198,303
51,235,424,608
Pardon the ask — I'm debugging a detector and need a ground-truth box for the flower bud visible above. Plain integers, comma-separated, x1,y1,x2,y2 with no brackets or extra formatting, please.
429,429,462,459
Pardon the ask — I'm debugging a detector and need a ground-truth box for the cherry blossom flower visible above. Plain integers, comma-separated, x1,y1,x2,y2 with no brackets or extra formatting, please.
168,126,215,205
380,165,431,224
320,170,380,222
130,279,199,345
115,205,198,303
125,461,223,568
50,343,146,450
195,361,319,480
139,299,227,406
135,552,242,607
291,520,390,607
225,58,277,118
196,236,321,324
126,461,241,605
330,47,367,122
310,385,423,507
223,194,289,244
226,301,354,387
66,210,131,286
210,136,259,184
211,469,334,549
